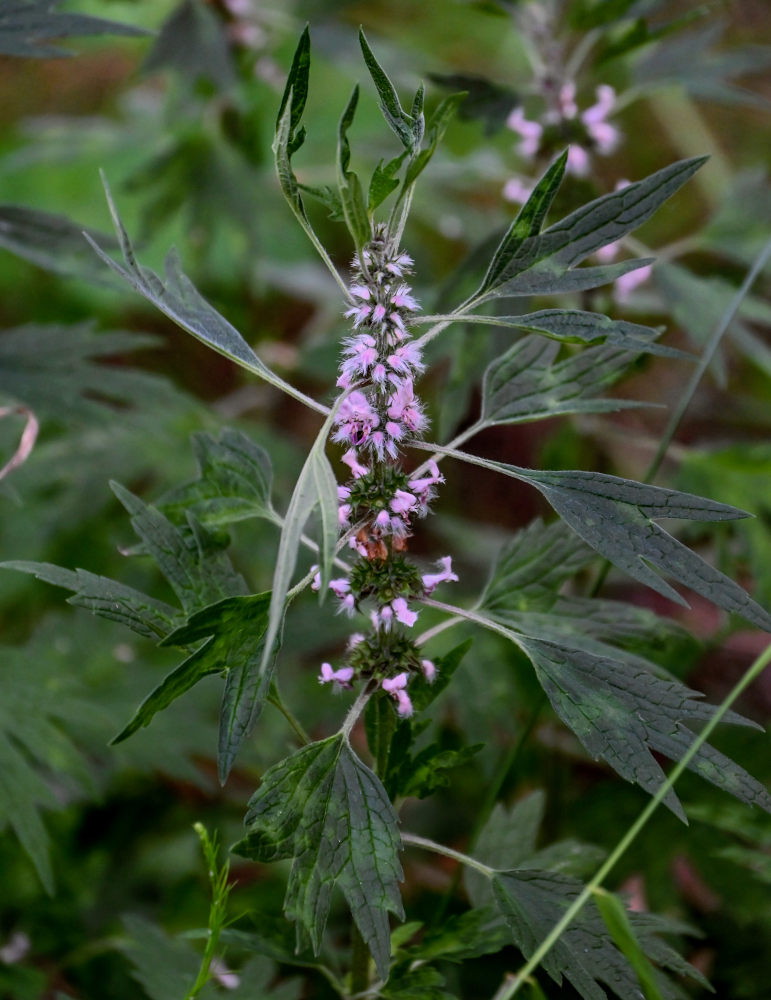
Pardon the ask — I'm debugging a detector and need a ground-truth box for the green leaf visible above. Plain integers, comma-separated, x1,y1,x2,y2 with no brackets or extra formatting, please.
258,415,339,687
111,595,271,775
0,0,147,58
0,560,178,640
0,641,97,892
516,634,771,820
465,794,605,907
466,308,688,359
479,151,567,297
233,734,404,979
158,428,274,528
408,638,473,713
85,181,325,413
368,154,406,214
486,258,655,299
592,888,665,1000
276,26,311,155
0,205,118,280
359,29,417,151
337,85,371,251
120,915,217,1000
111,481,248,614
142,0,235,89
492,870,699,1000
429,446,771,631
475,157,705,302
381,964,457,999
399,907,509,964
299,182,345,220
0,322,172,422
480,337,650,427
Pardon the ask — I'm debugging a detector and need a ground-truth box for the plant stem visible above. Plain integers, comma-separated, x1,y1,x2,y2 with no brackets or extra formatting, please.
268,686,311,745
490,638,771,1000
401,832,494,877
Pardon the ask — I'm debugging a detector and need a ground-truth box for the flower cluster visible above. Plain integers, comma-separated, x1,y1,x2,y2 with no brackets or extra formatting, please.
503,82,620,202
316,227,459,717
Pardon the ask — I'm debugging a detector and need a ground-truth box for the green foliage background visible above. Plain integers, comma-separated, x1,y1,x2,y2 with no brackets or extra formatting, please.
0,1,770,998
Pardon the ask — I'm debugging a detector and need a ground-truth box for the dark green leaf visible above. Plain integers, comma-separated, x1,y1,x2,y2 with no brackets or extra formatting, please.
120,915,217,1000
233,734,404,978
111,482,248,614
298,182,345,220
479,152,567,296
368,154,406,213
409,638,473,712
480,337,649,426
518,635,771,819
492,870,696,1000
476,157,705,302
337,85,371,250
487,258,654,299
359,29,417,151
382,964,456,999
470,308,687,359
111,595,271,764
158,428,274,528
0,560,178,640
400,907,509,964
0,0,147,58
433,446,771,631
276,26,311,153
567,0,638,30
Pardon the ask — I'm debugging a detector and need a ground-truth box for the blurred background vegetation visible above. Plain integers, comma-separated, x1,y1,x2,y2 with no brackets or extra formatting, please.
0,1,770,997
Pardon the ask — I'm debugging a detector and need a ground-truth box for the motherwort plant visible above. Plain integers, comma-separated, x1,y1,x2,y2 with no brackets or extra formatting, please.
7,26,771,1000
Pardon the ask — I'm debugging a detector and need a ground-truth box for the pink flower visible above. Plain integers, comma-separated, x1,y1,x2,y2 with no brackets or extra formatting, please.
390,489,417,515
395,689,413,717
506,107,542,159
382,672,409,693
503,177,534,204
614,263,653,302
333,391,380,447
422,556,459,594
392,596,418,627
387,342,424,375
341,448,369,479
338,503,352,527
566,145,590,177
390,284,420,311
408,460,443,500
347,632,366,649
372,302,387,323
387,380,427,435
329,578,350,598
319,663,355,687
421,659,437,682
350,284,371,300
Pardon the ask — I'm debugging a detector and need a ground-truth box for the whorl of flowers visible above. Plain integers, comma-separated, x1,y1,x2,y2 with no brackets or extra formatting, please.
316,225,458,717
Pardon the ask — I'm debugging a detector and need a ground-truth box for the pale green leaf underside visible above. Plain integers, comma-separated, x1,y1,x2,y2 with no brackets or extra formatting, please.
233,734,404,978
85,179,327,414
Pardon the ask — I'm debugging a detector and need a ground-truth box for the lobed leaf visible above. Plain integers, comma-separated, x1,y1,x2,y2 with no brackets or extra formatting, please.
158,428,274,528
517,634,771,820
480,337,650,427
492,869,699,1000
111,594,272,777
486,257,655,299
0,560,178,640
276,25,311,155
474,156,704,303
111,481,248,614
368,153,406,213
592,888,666,1000
85,180,326,413
427,446,771,632
233,734,404,978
